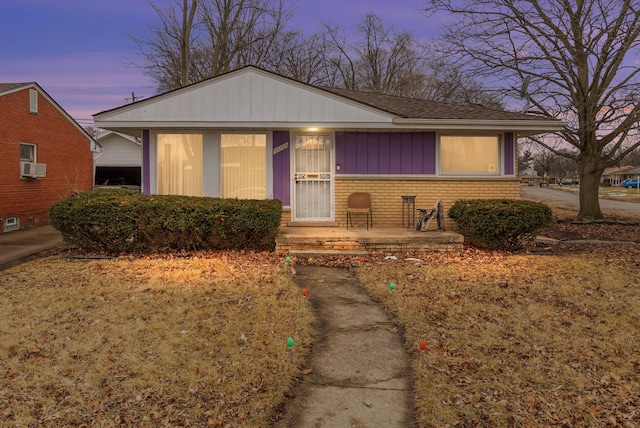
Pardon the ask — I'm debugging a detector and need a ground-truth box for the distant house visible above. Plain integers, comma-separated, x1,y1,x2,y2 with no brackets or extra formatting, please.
94,131,142,189
94,66,564,227
0,82,96,231
519,167,543,186
622,167,640,182
602,165,637,186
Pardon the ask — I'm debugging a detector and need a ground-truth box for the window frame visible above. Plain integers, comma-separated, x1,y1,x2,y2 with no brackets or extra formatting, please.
437,133,502,176
20,143,36,162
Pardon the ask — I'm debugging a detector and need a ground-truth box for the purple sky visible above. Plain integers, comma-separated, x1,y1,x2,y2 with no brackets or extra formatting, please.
0,0,434,126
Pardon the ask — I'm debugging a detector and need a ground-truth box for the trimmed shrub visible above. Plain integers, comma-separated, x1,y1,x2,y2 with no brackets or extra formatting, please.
49,189,282,254
448,199,553,250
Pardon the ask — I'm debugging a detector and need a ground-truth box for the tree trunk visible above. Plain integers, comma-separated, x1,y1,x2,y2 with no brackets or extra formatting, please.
576,155,604,221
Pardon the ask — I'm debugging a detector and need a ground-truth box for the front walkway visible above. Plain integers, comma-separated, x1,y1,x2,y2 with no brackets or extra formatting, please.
272,265,413,427
276,226,463,255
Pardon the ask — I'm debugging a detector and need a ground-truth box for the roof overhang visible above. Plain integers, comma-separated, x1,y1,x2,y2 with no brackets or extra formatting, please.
95,119,567,139
392,118,567,137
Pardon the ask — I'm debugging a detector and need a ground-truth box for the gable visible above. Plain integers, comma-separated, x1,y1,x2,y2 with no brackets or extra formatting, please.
94,132,141,167
95,68,394,130
0,82,97,150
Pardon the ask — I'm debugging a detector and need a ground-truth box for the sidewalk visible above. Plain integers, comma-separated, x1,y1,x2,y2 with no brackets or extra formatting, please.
273,265,413,427
0,225,64,270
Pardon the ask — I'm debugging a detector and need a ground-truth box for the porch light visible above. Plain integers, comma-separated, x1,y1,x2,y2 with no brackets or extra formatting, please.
308,127,319,131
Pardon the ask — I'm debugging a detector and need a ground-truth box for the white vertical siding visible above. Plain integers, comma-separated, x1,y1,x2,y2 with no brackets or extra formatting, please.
95,133,141,166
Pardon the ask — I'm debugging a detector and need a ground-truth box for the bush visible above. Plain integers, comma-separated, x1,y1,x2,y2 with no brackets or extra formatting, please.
448,199,553,250
49,189,282,254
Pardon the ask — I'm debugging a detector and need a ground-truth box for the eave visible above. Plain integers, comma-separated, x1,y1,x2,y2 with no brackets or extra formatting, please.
392,118,567,136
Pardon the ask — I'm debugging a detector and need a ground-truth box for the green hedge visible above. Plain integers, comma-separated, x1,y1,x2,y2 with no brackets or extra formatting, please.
448,199,553,250
49,189,283,254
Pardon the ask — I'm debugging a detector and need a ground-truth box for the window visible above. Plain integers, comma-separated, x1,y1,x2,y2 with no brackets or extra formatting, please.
440,135,500,174
20,143,36,162
29,89,38,113
157,134,203,196
221,134,266,199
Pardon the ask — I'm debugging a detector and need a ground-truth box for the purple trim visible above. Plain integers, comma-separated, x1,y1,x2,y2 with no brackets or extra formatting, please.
272,131,290,205
142,130,150,194
336,131,436,175
504,132,514,175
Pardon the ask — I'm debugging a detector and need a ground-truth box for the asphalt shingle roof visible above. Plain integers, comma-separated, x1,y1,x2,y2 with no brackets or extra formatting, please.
0,83,32,94
321,87,551,121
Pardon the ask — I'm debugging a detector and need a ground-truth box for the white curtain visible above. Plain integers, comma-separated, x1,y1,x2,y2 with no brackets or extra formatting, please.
157,134,203,196
221,134,266,199
440,135,499,173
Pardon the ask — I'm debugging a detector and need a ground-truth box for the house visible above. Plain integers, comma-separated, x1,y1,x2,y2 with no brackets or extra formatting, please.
622,167,640,183
601,166,635,186
94,131,142,189
93,66,564,228
0,82,96,232
519,167,543,186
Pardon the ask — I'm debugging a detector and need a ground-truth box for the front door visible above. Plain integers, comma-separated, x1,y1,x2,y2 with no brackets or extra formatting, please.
292,134,334,222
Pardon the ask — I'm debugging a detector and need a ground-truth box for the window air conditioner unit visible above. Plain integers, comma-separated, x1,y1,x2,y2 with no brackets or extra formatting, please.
20,161,46,178
35,163,47,177
20,161,36,177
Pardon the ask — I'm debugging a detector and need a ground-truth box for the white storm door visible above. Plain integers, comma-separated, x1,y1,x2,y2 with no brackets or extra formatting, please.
292,134,334,221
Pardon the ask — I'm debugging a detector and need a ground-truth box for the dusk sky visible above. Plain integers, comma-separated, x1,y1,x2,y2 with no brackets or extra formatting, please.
0,0,435,126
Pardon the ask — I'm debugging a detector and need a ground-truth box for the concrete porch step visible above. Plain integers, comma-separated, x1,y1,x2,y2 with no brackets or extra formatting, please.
275,227,464,254
287,248,369,257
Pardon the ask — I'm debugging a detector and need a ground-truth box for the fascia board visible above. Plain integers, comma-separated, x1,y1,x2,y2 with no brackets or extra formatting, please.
393,118,567,133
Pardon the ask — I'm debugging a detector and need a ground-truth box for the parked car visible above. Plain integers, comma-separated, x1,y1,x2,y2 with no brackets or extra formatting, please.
622,178,640,188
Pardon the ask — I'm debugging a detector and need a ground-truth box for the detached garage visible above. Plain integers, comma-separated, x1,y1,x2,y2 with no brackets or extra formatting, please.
94,131,142,189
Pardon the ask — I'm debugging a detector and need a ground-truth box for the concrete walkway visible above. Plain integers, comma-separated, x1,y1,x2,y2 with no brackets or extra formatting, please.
0,225,64,270
273,265,413,427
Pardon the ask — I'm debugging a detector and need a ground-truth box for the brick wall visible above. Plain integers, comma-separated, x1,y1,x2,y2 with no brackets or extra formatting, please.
0,87,93,230
336,177,520,230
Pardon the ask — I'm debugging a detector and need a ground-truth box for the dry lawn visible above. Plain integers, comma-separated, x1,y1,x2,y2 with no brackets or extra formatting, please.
356,250,640,427
2,201,639,427
0,253,312,427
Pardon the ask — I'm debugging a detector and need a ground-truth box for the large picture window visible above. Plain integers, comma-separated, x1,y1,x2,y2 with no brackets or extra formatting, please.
157,134,203,196
440,135,500,174
221,134,266,199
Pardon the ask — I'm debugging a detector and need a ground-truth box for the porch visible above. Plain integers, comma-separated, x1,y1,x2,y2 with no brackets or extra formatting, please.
275,225,464,256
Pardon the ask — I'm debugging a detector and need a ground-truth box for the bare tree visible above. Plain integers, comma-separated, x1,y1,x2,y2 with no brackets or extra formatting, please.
265,31,335,85
317,14,500,106
428,0,640,221
418,57,504,108
132,1,195,92
180,0,198,87
353,14,426,96
133,0,292,92
197,0,291,77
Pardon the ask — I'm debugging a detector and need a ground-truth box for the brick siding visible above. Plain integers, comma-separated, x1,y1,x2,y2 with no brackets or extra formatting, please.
336,177,520,230
0,87,93,230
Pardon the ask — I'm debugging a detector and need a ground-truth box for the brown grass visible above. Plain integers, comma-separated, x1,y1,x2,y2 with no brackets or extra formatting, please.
0,253,312,427
2,201,639,426
356,251,640,427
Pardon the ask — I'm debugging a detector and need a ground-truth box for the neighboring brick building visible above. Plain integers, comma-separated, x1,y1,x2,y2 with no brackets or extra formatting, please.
0,82,96,231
